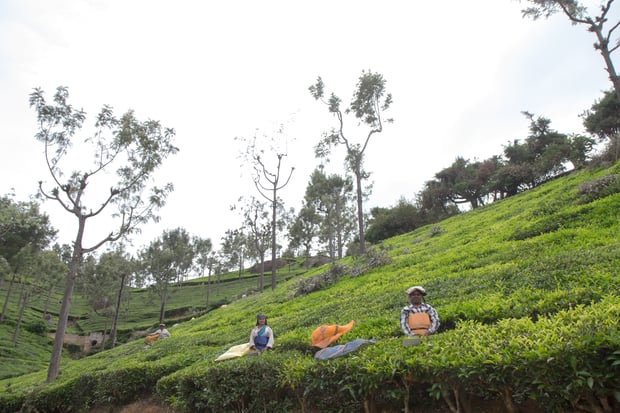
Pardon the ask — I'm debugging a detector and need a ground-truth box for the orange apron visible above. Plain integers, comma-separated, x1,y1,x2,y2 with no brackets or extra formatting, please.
407,312,430,335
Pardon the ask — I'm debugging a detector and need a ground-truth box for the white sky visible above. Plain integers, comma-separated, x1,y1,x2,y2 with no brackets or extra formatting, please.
0,0,617,254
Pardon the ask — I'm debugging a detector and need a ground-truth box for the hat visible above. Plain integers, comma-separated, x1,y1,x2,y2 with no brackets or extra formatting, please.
406,286,427,296
159,323,166,327
311,320,355,348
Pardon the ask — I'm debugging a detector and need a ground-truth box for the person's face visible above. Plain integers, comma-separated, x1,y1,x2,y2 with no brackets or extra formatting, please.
408,291,423,305
257,317,266,325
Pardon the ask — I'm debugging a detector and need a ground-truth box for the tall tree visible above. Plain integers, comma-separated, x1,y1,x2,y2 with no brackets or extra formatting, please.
0,195,56,323
83,247,134,349
108,250,133,349
239,197,272,292
288,202,321,257
304,169,355,260
309,70,393,253
220,229,245,279
139,228,195,323
192,236,213,309
238,126,294,291
29,86,178,382
33,249,66,327
520,0,620,100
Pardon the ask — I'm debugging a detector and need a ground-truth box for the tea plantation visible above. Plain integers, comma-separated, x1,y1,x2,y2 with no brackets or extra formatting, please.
0,163,619,413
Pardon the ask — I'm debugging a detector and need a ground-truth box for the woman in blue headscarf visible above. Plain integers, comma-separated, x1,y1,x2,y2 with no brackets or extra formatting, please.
249,313,274,352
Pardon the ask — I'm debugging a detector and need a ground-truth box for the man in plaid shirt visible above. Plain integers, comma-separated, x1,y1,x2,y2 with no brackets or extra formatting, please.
400,286,440,338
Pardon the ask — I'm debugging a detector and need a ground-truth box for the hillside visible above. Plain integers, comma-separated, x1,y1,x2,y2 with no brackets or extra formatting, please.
0,261,305,380
0,163,619,413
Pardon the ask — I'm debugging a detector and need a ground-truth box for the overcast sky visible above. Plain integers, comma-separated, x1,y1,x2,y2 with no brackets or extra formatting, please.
1,0,617,253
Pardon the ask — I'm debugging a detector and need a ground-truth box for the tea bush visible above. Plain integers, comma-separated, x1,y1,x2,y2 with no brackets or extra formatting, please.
1,164,619,413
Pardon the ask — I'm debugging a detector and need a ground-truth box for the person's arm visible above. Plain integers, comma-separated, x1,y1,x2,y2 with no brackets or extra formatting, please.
427,306,440,335
266,327,274,349
400,308,414,336
249,327,256,349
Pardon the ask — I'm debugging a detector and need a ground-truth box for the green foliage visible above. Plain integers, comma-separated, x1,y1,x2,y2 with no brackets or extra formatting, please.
577,173,620,203
24,319,47,336
1,163,620,412
366,200,424,243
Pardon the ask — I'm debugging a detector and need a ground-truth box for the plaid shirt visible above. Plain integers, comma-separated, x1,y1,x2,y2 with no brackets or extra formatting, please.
400,303,440,336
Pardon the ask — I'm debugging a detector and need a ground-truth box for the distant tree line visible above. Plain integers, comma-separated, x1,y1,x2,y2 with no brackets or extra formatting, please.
363,92,620,244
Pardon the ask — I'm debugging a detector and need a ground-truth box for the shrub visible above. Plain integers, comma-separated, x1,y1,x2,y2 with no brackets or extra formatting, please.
577,174,619,203
24,319,48,336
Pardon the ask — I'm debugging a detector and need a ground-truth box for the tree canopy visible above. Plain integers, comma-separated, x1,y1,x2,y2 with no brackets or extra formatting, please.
29,86,178,382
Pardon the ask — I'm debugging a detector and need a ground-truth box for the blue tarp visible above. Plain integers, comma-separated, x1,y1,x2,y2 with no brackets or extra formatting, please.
314,339,377,360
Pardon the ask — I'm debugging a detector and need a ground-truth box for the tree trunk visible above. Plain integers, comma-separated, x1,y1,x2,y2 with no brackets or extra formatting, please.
47,252,80,382
159,288,168,323
48,217,86,383
355,169,366,253
335,202,343,259
271,195,277,291
205,270,211,308
258,253,265,292
12,284,32,344
15,277,26,317
593,27,620,102
237,247,244,280
101,318,108,351
110,273,126,349
43,286,55,318
0,273,17,322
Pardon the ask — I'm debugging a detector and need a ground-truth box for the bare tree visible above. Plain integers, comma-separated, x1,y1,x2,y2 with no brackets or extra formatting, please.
238,197,272,292
237,126,294,290
521,0,620,100
310,70,393,253
29,86,178,382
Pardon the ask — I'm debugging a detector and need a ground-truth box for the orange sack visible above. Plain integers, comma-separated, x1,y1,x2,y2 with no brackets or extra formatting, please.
311,320,355,348
144,334,159,345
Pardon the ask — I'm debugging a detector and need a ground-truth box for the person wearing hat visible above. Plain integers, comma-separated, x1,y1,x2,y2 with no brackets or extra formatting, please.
249,314,274,352
400,286,440,338
154,323,171,339
145,323,171,344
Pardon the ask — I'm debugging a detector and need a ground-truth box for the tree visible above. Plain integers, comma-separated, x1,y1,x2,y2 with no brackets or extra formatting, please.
29,86,178,382
0,195,56,323
30,249,66,330
520,0,620,100
303,168,355,260
82,247,134,349
582,89,620,162
419,179,458,216
192,236,213,309
139,228,195,323
366,198,427,243
494,113,573,196
309,70,393,253
288,202,321,257
220,229,245,278
237,126,294,291
239,197,272,292
434,157,488,209
202,251,219,307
